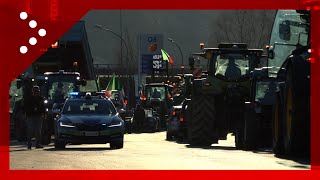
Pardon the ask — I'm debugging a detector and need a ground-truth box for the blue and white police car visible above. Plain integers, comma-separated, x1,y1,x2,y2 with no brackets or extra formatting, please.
54,92,125,149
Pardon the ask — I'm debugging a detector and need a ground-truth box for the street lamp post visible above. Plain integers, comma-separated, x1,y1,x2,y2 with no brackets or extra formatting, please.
168,38,184,66
95,24,130,104
95,24,129,67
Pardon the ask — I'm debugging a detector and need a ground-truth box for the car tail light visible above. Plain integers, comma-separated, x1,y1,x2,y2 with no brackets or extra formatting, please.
180,117,184,122
140,95,146,101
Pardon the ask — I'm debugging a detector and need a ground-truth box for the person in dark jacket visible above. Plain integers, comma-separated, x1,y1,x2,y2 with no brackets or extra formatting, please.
53,82,65,104
133,104,145,133
25,86,45,149
152,88,161,99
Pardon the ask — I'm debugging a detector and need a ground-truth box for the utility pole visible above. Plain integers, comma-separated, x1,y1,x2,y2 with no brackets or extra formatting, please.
120,10,123,70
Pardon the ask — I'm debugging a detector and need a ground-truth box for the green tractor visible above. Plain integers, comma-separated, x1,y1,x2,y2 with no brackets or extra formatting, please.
268,10,310,157
188,43,263,147
237,10,310,157
140,83,173,129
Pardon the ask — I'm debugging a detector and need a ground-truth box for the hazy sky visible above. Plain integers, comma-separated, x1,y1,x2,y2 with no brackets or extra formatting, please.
82,10,221,66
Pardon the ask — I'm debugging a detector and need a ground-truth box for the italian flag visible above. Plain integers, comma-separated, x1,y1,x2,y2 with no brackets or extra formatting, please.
105,74,125,98
161,49,174,64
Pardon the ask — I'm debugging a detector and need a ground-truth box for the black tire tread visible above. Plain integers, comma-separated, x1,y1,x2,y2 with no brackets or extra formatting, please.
189,95,216,146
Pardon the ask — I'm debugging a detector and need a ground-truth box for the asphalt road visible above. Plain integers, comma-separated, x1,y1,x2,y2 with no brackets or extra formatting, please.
10,132,310,170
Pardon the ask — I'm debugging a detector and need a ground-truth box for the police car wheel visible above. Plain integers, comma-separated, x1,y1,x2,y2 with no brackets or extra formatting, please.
110,139,124,149
54,140,66,149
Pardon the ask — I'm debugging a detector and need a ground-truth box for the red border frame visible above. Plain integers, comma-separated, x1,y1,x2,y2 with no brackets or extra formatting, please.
1,0,319,179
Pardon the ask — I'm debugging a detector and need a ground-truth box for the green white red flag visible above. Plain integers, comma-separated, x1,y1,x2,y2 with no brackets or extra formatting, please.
161,49,174,64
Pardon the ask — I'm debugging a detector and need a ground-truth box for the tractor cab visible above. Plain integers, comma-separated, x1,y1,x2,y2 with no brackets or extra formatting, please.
194,43,263,81
191,43,264,96
140,83,173,108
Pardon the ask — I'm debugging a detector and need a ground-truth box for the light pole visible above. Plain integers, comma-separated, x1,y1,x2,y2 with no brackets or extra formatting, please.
95,24,130,102
168,38,184,66
95,24,129,66
168,38,184,75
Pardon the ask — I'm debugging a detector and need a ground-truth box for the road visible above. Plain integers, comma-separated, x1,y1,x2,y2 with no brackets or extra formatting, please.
10,132,310,170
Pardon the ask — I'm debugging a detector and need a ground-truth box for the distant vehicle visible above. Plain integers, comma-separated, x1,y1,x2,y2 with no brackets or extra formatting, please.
54,94,124,149
166,104,182,141
143,108,160,133
130,108,160,133
177,98,191,142
109,90,126,109
140,83,173,129
166,98,191,142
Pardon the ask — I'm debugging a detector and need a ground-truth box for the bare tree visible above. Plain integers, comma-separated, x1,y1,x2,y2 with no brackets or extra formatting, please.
113,27,139,75
208,10,276,48
124,27,139,75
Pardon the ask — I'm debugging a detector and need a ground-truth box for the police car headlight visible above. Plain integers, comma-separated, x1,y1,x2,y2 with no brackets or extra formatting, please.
59,121,76,128
108,121,123,128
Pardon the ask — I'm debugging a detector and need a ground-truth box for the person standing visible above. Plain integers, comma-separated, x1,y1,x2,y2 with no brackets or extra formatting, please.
25,86,45,149
133,104,145,133
53,82,65,104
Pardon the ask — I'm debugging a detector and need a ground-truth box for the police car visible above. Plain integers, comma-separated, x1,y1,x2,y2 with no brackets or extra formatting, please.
54,92,125,149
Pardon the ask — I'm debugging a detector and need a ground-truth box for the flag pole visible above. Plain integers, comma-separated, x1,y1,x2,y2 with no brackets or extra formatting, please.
166,61,169,82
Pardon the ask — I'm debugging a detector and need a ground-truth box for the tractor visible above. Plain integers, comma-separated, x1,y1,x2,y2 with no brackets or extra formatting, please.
268,10,310,157
140,83,173,129
188,43,264,147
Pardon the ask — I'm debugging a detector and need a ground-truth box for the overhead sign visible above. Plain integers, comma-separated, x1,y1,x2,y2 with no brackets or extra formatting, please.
141,54,167,74
139,34,164,55
153,60,164,69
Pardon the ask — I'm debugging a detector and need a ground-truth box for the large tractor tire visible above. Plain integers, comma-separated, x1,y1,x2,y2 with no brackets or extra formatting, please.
243,107,257,150
188,95,216,146
159,101,167,130
235,125,244,150
272,91,285,156
215,94,228,140
283,59,310,157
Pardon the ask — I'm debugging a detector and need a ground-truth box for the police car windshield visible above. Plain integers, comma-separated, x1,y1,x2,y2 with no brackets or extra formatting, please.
62,99,117,115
